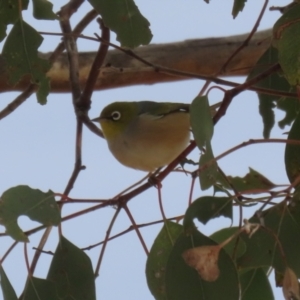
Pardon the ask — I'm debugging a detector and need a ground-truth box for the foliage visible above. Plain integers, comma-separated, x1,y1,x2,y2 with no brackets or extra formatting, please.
1,1,300,300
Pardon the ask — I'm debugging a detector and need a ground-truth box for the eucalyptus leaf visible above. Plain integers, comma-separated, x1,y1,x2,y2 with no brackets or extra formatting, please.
146,221,183,300
47,236,96,300
88,0,152,48
0,185,60,241
273,3,300,86
2,20,50,104
232,0,247,18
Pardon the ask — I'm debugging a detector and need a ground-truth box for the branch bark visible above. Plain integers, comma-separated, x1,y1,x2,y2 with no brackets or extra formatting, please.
0,29,272,93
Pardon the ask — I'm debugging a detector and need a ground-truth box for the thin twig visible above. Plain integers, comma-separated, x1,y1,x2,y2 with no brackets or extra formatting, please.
0,85,36,120
123,204,149,255
49,9,98,63
94,206,121,277
28,0,86,276
79,19,110,110
82,215,183,251
221,0,269,73
0,240,18,263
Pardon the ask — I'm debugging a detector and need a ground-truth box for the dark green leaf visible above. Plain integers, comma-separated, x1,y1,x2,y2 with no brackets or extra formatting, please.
23,277,58,300
32,0,57,20
146,221,183,300
232,0,247,18
0,185,60,241
0,266,18,300
0,0,29,41
273,3,300,86
285,113,300,184
199,143,224,190
183,196,232,232
47,236,96,300
248,46,298,138
227,167,276,193
190,95,214,149
190,95,221,190
240,268,274,300
210,227,246,258
165,231,239,300
238,201,300,276
88,0,152,48
2,20,50,104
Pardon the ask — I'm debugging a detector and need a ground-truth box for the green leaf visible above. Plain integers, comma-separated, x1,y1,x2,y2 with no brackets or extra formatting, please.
2,20,50,104
146,221,183,300
285,113,300,184
273,3,300,86
22,277,58,300
47,236,96,300
190,95,214,149
0,185,60,242
232,0,247,18
227,167,276,193
238,201,300,276
248,46,298,138
0,266,18,300
190,95,221,190
165,231,239,300
210,227,246,259
199,143,224,190
0,0,29,41
240,268,274,300
32,0,57,20
88,0,152,48
183,196,232,232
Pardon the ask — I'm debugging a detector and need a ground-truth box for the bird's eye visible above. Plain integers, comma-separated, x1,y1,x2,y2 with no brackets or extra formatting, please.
111,111,121,121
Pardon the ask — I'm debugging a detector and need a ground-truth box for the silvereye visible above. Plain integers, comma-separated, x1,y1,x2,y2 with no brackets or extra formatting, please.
92,101,190,172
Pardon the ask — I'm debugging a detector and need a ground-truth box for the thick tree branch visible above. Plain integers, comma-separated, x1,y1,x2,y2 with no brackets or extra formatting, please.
0,30,272,93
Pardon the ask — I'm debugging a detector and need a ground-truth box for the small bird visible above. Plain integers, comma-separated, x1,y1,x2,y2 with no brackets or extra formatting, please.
92,101,190,171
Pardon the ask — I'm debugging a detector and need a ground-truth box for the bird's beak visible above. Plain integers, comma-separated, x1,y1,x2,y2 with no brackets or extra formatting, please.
91,117,101,122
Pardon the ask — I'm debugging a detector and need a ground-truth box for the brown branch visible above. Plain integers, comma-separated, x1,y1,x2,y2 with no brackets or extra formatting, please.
0,30,272,93
79,19,110,109
27,0,86,277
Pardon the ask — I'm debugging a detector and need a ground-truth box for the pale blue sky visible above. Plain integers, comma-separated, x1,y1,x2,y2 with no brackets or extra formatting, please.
0,1,290,299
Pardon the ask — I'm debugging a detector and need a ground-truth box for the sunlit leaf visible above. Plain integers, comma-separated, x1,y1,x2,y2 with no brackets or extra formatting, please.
47,236,96,300
88,0,152,48
183,196,232,232
2,20,50,104
165,231,239,300
146,221,183,300
0,185,60,241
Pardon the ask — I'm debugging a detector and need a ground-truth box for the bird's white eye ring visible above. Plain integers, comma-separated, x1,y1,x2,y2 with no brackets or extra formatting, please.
111,111,121,121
